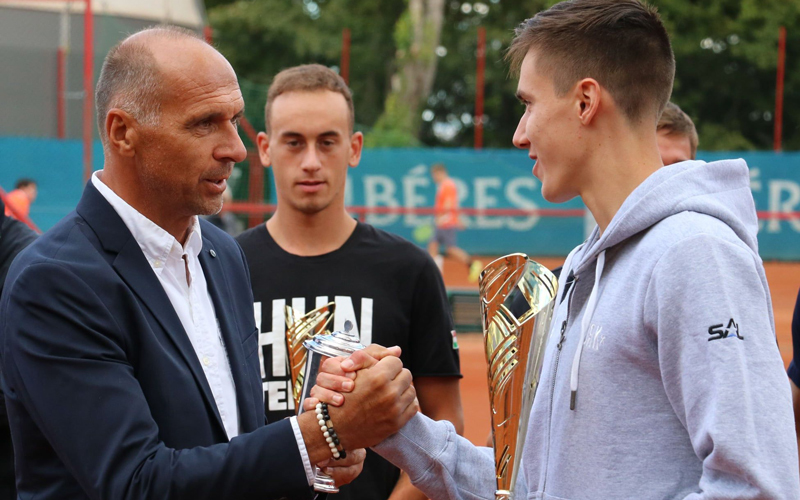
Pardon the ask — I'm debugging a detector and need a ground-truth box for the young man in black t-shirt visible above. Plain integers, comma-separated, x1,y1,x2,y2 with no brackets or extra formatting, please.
236,64,463,500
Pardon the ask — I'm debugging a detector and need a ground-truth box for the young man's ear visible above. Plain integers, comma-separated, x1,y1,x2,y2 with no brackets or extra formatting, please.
576,78,601,125
348,131,364,168
105,109,137,157
256,131,271,168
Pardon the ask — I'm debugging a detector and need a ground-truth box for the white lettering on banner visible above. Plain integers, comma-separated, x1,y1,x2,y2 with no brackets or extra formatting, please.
505,177,540,231
474,177,504,229
403,173,431,227
361,174,542,231
364,176,400,225
767,180,800,233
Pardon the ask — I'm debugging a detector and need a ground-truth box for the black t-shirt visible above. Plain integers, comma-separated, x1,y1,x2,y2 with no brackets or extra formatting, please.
236,222,461,500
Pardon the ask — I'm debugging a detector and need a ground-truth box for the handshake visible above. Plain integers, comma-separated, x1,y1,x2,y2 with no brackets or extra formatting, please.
297,345,418,487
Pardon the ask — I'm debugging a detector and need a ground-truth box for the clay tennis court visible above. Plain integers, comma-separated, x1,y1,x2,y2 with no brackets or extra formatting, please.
442,256,800,446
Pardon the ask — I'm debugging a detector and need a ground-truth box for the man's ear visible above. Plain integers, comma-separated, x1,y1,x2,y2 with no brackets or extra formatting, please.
575,78,601,126
256,131,271,168
348,131,364,168
105,109,137,157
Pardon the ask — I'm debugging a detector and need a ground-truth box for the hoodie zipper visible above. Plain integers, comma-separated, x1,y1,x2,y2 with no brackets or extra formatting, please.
541,275,578,494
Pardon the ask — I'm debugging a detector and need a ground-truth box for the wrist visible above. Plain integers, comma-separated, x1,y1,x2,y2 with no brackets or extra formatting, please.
298,411,337,464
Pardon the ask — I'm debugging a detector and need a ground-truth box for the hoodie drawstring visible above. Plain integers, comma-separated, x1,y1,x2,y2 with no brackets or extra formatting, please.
569,250,605,410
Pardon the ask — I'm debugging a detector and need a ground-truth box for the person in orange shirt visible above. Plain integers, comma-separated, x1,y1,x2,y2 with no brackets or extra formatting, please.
428,163,482,282
4,179,37,221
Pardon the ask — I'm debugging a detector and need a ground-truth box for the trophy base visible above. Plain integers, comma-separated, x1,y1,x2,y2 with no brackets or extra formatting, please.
313,469,339,493
495,490,512,500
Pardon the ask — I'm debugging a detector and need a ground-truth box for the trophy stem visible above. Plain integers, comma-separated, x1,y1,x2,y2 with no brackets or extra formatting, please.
296,349,341,493
495,490,512,500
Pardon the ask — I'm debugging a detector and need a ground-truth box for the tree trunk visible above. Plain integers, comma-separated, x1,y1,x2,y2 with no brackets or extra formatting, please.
369,0,446,146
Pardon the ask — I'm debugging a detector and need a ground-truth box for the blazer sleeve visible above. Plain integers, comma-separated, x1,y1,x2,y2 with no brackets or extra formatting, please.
2,261,313,500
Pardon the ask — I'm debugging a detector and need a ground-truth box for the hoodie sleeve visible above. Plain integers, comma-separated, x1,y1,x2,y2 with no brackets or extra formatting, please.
372,413,527,500
644,233,800,500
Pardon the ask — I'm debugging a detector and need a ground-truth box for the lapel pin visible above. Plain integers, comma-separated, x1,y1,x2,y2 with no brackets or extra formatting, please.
209,249,217,258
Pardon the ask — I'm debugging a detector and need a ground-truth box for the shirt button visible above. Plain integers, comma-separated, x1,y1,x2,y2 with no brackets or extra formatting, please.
153,260,162,268
202,356,211,366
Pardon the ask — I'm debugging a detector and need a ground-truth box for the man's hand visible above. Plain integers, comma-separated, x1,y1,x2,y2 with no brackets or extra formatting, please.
305,345,402,409
323,353,417,451
317,448,367,487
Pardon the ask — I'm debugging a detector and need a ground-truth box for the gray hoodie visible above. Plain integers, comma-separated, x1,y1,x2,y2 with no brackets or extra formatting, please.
374,159,800,499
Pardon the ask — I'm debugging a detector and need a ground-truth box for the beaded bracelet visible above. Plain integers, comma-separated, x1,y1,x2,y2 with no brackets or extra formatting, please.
315,402,347,460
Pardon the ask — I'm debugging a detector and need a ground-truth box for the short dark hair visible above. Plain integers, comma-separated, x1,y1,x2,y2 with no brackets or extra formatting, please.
95,25,202,143
265,64,354,134
15,178,36,190
506,0,675,123
658,102,698,159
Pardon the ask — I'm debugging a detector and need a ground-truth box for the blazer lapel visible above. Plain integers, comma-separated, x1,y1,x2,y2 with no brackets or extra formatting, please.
199,237,258,432
76,182,227,437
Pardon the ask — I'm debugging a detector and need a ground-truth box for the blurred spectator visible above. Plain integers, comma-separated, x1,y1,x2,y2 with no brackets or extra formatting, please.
657,102,698,165
428,163,481,282
3,179,37,221
0,196,37,500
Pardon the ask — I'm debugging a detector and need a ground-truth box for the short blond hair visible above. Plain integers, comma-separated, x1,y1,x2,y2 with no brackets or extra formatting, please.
657,102,698,159
264,64,354,134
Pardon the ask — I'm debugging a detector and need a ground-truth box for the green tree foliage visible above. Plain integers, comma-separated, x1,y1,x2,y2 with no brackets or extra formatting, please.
207,0,405,137
208,0,800,151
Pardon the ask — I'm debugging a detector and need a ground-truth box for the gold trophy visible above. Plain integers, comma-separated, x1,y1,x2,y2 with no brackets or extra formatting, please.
285,302,335,410
480,254,558,500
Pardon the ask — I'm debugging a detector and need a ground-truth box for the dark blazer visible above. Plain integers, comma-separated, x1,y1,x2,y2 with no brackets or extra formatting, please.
0,182,312,499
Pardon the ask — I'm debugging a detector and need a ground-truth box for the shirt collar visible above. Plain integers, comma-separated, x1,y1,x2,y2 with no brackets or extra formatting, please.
91,171,203,273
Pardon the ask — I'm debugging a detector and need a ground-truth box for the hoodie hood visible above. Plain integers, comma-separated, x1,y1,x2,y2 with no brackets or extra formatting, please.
571,159,757,276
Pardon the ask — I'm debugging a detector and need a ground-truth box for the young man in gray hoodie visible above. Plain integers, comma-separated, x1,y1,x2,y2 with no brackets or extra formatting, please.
310,0,800,498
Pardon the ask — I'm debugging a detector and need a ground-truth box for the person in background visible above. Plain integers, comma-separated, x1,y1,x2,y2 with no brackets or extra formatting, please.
657,101,698,165
236,64,464,500
3,179,37,221
0,197,37,500
428,163,482,282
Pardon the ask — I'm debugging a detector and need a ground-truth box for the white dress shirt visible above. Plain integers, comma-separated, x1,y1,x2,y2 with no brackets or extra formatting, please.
92,172,240,440
92,173,315,483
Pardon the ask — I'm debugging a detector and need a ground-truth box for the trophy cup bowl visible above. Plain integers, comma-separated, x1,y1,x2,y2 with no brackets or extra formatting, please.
480,254,558,500
299,320,366,493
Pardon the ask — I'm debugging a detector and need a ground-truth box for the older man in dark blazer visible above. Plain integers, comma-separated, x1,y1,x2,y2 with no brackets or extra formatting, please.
0,26,417,500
